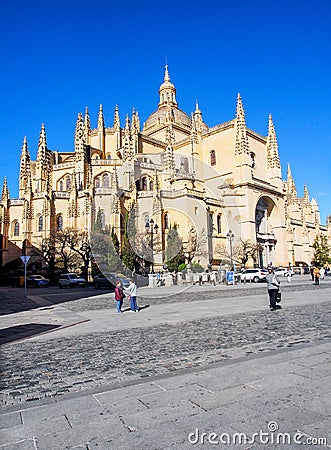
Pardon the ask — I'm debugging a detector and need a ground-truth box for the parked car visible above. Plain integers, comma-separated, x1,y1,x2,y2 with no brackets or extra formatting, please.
273,267,288,277
26,275,50,287
239,268,267,283
111,274,131,289
58,273,86,288
93,273,130,289
93,273,115,290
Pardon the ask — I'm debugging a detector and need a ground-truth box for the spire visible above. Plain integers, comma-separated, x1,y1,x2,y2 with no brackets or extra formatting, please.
164,123,175,173
75,113,85,155
235,93,249,155
124,114,130,135
193,99,204,132
84,106,90,131
266,115,280,169
123,114,133,161
287,163,297,198
1,177,9,201
158,65,178,109
19,137,31,178
19,137,32,197
113,104,120,131
303,184,310,205
98,104,104,129
236,93,246,122
131,108,140,134
287,163,292,180
20,136,30,163
37,123,47,162
164,64,170,82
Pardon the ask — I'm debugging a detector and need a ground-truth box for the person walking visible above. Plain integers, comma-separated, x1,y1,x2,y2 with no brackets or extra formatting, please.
266,267,281,311
286,266,293,283
319,267,325,280
126,278,139,312
313,267,320,285
310,266,315,281
114,280,125,314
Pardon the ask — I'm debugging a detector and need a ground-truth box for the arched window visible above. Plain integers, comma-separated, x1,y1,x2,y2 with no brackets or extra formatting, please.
57,215,63,231
164,213,169,230
100,212,106,229
217,214,222,234
13,221,19,237
38,216,43,232
208,213,213,234
150,181,154,191
180,157,189,172
66,175,71,191
142,177,147,191
102,173,110,188
59,180,63,191
250,152,256,169
210,150,216,166
107,154,112,160
145,215,149,225
95,177,100,188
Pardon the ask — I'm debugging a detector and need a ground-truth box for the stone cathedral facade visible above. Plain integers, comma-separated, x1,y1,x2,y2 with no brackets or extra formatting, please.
0,66,330,271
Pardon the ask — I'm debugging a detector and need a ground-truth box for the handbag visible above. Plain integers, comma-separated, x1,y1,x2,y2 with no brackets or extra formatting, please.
276,290,282,303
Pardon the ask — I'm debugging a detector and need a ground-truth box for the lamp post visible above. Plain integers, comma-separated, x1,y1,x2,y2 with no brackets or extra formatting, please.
145,218,159,273
226,230,234,271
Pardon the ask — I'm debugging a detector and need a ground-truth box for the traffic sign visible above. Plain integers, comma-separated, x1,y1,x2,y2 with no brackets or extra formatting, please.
20,256,31,265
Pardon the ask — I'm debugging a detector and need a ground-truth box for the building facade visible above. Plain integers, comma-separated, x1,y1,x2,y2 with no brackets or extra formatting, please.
1,66,330,271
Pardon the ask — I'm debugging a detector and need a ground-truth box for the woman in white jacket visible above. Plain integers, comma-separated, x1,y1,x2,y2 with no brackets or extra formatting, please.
126,279,139,312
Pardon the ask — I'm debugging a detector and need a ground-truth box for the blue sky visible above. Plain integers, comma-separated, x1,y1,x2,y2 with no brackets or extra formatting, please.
1,0,330,223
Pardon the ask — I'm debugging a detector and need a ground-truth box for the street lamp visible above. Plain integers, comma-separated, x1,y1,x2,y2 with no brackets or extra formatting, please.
226,230,235,271
145,218,159,273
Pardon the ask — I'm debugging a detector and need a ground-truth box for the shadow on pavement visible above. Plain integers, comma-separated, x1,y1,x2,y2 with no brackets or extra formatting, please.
0,287,114,316
0,323,61,345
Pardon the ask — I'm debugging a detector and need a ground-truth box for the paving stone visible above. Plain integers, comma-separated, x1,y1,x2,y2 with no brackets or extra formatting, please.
0,439,36,450
0,411,22,429
21,396,100,424
34,421,120,450
0,414,69,446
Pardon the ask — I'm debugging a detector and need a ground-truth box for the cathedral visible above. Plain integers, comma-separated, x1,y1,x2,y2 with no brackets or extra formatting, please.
0,66,330,272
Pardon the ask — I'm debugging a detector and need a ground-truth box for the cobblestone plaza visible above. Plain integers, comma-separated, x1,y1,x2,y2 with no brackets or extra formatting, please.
0,277,330,449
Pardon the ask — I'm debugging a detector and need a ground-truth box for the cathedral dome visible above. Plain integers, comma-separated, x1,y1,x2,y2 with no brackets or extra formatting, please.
144,107,191,131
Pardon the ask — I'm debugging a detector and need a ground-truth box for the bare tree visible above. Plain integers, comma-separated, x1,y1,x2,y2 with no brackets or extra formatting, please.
233,239,262,268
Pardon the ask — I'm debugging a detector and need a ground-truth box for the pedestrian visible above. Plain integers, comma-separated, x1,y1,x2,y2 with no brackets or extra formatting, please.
156,271,161,286
319,267,325,280
266,267,281,311
114,280,125,314
310,266,315,281
286,266,293,283
126,278,139,312
313,267,320,285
